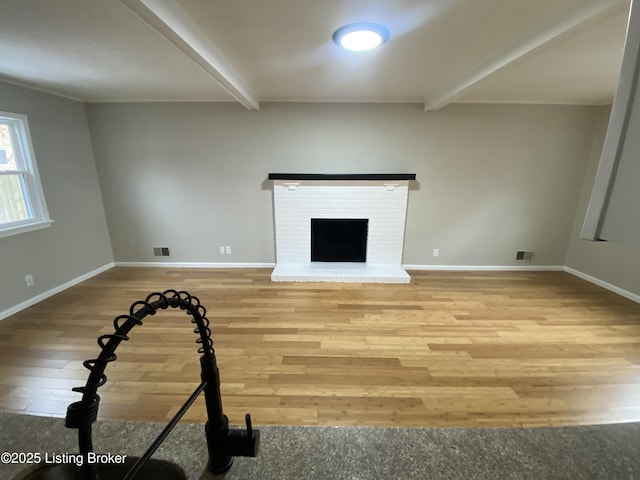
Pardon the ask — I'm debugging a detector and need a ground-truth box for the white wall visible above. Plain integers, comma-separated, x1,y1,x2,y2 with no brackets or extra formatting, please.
564,0,640,299
0,82,114,316
86,102,599,268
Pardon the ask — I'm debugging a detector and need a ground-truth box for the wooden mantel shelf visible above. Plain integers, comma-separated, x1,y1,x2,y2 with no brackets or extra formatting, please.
268,173,416,181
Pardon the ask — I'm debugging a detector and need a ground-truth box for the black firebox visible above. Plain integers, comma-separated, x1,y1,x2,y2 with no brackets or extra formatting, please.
311,218,368,262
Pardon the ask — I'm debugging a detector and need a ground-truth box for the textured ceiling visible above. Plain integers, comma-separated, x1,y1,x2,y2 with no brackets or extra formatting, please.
0,0,631,109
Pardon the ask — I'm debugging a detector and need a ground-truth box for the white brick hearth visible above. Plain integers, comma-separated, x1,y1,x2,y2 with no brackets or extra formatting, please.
270,175,413,283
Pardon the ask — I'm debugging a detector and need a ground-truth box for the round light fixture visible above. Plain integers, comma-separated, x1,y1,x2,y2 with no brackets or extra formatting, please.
332,22,390,51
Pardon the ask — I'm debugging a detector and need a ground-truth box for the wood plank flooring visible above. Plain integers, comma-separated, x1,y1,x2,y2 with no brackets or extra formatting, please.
1,267,639,427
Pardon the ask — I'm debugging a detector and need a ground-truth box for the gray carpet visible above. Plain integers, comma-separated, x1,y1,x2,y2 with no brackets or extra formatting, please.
1,412,639,479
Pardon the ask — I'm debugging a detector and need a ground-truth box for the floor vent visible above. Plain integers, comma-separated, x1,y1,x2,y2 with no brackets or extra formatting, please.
153,246,170,257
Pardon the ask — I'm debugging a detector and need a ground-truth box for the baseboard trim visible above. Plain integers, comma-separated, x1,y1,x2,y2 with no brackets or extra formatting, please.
403,264,564,271
117,262,564,272
115,262,276,268
0,262,115,321
564,266,640,304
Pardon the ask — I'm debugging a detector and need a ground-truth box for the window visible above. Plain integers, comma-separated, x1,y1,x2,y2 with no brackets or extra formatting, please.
0,111,51,238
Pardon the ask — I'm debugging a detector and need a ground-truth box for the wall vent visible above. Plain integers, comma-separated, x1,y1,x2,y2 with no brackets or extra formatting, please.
153,246,170,257
515,250,534,261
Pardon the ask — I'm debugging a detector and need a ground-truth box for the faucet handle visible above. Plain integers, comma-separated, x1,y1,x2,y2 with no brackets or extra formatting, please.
245,413,253,436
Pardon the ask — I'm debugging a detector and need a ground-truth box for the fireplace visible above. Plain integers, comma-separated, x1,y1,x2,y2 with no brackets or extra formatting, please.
269,173,415,283
311,218,368,262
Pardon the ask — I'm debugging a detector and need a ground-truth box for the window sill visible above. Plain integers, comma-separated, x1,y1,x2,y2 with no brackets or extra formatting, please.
0,219,54,239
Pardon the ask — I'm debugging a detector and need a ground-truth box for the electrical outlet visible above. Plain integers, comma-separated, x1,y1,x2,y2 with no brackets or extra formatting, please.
433,248,439,257
219,246,225,255
25,274,34,287
225,246,232,255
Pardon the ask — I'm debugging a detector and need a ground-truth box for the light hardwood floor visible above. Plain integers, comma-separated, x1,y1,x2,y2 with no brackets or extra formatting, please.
1,267,639,428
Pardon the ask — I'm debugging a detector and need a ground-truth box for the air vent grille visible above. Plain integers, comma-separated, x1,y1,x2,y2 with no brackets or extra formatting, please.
516,250,534,261
153,246,170,257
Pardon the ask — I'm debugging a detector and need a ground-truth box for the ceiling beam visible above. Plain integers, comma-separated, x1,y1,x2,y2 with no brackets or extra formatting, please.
118,0,259,110
581,0,640,240
424,0,627,111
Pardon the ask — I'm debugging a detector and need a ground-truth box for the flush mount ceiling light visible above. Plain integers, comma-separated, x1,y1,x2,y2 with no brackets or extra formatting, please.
332,22,390,51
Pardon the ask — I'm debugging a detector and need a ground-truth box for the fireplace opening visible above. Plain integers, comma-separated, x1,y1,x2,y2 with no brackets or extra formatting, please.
311,218,368,262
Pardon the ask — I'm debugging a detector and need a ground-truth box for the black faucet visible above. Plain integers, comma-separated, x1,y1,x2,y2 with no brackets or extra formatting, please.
64,290,259,478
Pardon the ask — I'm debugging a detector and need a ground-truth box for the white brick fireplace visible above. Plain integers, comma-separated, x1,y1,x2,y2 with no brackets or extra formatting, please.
269,173,415,283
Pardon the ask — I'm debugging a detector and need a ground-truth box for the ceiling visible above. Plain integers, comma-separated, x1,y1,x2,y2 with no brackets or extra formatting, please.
0,0,631,110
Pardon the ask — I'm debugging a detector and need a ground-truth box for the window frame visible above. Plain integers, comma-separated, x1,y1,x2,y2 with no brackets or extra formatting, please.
0,110,52,238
